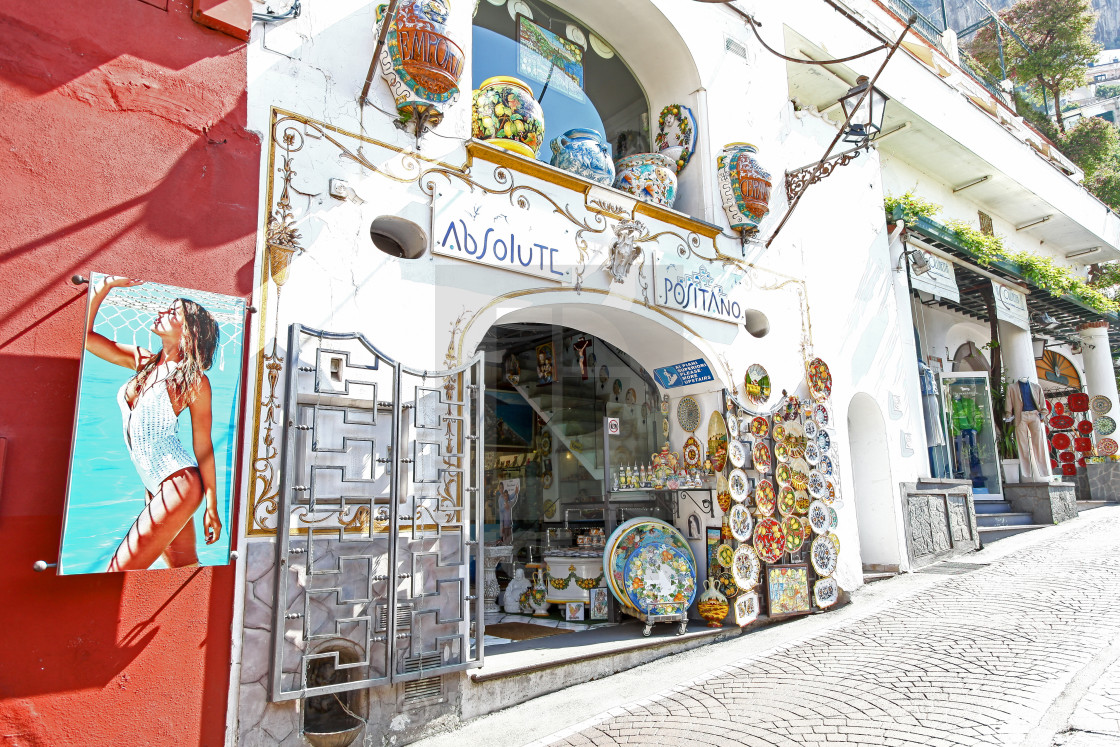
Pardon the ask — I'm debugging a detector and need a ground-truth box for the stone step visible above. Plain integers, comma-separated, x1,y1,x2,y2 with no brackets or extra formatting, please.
973,500,1013,514
978,524,1047,543
1077,500,1117,510
976,512,1035,528
862,572,896,585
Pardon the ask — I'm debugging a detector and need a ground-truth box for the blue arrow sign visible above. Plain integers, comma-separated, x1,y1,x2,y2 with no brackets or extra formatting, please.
654,358,715,389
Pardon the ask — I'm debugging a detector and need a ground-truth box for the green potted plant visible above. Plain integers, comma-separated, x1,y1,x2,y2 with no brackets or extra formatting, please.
993,378,1020,484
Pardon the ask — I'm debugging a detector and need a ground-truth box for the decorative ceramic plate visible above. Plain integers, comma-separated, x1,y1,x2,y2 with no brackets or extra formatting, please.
777,487,797,516
716,570,740,599
1059,451,1076,463
663,418,670,438
791,470,809,492
728,439,747,469
750,416,769,437
729,468,750,503
604,518,694,605
661,395,670,414
773,441,790,464
726,413,739,438
786,437,807,460
1097,415,1117,436
773,421,788,442
729,504,753,542
726,392,736,412
784,420,805,440
1099,438,1119,456
743,364,771,406
735,591,760,626
716,543,736,569
829,506,839,529
656,104,699,173
1091,395,1113,415
775,463,792,487
1070,393,1090,412
754,479,776,515
753,442,772,472
782,395,802,422
811,534,838,576
807,471,826,498
1051,415,1075,430
708,411,729,472
804,442,821,466
731,543,761,589
1078,420,1095,435
1075,437,1094,452
795,490,812,514
817,430,831,452
818,455,834,477
814,577,839,608
622,542,697,615
683,436,703,468
783,515,807,552
677,396,701,432
1062,463,1077,476
753,517,786,563
829,532,840,555
803,419,819,440
1054,402,1065,415
825,478,838,503
1052,432,1072,450
813,403,831,427
806,358,833,403
808,500,830,534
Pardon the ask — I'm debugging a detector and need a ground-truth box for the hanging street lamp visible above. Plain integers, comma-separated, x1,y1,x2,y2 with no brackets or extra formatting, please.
838,75,889,146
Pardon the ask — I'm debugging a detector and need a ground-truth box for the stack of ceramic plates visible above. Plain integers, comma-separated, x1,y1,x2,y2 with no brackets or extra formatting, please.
604,517,697,617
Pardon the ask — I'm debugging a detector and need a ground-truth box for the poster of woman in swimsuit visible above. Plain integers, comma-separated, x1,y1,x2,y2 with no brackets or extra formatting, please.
57,273,245,575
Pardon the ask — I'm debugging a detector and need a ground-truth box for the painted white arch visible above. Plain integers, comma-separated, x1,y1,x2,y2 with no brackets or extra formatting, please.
846,392,902,570
944,321,991,372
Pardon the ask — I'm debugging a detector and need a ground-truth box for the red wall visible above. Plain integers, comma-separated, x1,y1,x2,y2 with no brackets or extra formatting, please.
0,1,258,744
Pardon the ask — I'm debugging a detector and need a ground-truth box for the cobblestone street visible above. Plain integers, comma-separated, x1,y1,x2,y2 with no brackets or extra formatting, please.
419,507,1120,747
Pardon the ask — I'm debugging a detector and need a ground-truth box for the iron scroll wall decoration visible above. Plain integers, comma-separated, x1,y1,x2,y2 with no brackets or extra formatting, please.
269,324,485,701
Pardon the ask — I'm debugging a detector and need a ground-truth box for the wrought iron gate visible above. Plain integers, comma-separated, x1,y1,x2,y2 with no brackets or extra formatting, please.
269,324,484,701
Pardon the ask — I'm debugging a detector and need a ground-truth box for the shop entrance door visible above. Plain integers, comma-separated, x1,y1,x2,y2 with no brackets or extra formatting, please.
940,371,1003,498
269,325,484,701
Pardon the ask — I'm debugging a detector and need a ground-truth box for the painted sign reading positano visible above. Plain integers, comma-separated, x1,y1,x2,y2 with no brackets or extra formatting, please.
992,279,1030,331
654,252,747,325
908,249,959,303
432,188,580,282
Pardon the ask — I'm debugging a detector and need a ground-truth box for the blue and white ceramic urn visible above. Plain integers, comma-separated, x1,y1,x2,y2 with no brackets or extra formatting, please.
549,128,615,185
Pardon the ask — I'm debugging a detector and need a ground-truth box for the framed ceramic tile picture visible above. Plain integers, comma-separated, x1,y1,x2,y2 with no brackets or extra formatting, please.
589,588,609,620
565,602,585,621
766,564,811,618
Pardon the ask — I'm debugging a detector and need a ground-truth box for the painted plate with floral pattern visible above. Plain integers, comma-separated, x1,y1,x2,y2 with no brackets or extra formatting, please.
753,441,772,473
1075,437,1094,452
817,430,831,452
731,543,761,589
754,479,776,515
804,419,819,440
716,543,735,569
677,395,701,432
775,463,793,487
1096,415,1117,436
813,403,831,428
1051,432,1072,450
829,506,839,529
623,542,697,615
728,439,748,469
808,471,826,499
735,591,760,626
825,478,838,503
743,364,771,406
773,421,788,442
1098,438,1119,456
808,500,830,534
753,517,786,563
717,570,740,599
1078,420,1095,436
804,442,821,466
1091,395,1113,415
785,420,805,440
777,487,797,516
750,416,769,437
829,532,841,555
729,503,753,542
814,577,839,608
605,518,691,606
773,441,790,464
783,515,807,552
818,455,834,477
683,436,703,468
795,490,812,514
729,468,750,503
1070,393,1090,412
811,534,838,576
806,358,833,403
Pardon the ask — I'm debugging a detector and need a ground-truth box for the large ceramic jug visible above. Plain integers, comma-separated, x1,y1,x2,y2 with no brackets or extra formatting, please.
472,76,546,158
549,128,615,185
503,568,532,614
379,0,466,128
697,578,729,628
529,569,550,616
613,152,678,208
716,142,772,234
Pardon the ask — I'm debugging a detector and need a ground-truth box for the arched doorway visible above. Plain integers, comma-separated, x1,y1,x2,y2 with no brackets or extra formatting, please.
847,393,901,571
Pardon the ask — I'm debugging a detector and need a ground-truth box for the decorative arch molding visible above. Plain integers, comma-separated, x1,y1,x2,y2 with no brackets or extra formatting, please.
1036,349,1082,392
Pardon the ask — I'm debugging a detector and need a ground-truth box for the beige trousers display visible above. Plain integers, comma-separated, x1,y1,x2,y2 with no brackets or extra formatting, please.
1015,410,1048,481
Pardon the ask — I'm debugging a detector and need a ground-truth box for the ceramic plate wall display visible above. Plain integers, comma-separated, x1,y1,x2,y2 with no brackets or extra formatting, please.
813,403,830,427
1097,415,1117,436
777,487,797,516
1051,415,1075,430
773,421,788,442
824,478,838,503
829,506,838,529
804,442,821,466
1078,420,1095,436
1051,432,1072,450
804,419,819,440
716,542,736,569
754,479,776,515
683,436,703,468
817,430,831,452
794,491,811,514
729,504,754,541
729,469,750,502
783,515,806,552
811,534,838,576
726,413,739,438
753,517,786,563
807,471,826,498
773,441,790,464
814,577,839,608
743,364,771,406
1075,437,1094,452
1059,451,1076,463
728,440,747,469
1091,395,1113,415
818,455,834,477
677,396,701,432
734,591,760,626
753,442,772,472
708,411,729,472
1070,393,1090,412
775,463,792,487
731,544,761,589
750,417,769,437
716,571,740,599
806,358,833,402
808,500,830,534
1099,438,1119,456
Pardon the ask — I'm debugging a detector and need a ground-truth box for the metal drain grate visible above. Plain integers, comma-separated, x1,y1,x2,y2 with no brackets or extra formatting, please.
917,561,990,575
725,36,748,60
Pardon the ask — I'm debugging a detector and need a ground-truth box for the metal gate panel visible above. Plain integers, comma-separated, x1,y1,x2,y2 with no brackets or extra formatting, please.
269,324,484,701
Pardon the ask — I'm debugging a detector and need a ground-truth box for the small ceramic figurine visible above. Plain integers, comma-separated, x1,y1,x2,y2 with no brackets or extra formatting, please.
529,570,550,616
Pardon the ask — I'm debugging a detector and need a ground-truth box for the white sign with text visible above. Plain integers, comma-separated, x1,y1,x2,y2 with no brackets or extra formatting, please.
653,251,748,325
993,279,1030,331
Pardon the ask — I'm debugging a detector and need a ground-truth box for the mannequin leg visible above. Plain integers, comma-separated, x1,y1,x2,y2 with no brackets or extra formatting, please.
1015,417,1033,480
1025,411,1049,480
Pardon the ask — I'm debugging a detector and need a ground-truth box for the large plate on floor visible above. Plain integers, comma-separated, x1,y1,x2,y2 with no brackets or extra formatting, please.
604,518,694,607
622,541,697,616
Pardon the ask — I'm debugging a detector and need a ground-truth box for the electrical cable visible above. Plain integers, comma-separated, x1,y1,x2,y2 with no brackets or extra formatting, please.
742,16,887,64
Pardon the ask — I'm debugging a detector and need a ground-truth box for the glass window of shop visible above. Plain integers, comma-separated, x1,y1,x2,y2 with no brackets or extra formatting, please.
940,372,1004,496
472,0,651,160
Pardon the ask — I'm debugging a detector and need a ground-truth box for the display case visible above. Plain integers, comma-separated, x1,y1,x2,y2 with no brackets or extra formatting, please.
939,371,1003,497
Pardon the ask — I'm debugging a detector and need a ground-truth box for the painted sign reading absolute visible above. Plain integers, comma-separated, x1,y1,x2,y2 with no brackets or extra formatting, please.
992,279,1029,330
433,186,581,282
908,248,959,303
654,251,747,324
654,358,715,389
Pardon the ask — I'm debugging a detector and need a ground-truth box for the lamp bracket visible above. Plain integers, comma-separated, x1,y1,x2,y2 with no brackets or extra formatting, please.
785,147,866,203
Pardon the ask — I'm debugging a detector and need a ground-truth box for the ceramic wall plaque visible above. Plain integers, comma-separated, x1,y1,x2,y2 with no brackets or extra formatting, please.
379,0,466,129
655,104,698,174
716,142,772,235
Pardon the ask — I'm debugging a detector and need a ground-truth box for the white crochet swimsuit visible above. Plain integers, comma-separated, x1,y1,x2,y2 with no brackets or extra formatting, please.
118,373,197,494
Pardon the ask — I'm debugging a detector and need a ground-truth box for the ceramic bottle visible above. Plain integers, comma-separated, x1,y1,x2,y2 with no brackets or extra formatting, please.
697,578,729,627
716,143,772,234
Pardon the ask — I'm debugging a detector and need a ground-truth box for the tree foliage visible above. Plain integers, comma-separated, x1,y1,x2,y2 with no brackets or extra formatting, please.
1098,83,1120,99
969,0,1101,133
1060,116,1120,177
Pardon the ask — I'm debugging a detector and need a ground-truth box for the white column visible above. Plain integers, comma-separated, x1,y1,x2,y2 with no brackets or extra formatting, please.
1000,321,1038,383
1078,322,1120,406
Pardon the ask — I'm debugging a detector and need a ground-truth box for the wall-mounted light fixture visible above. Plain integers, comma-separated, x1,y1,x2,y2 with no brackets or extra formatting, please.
899,247,932,276
1015,215,1052,231
1065,246,1103,260
952,175,991,193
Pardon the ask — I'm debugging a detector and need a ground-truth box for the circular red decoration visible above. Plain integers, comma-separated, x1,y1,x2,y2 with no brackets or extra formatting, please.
1098,438,1119,456
1054,402,1065,416
1062,463,1077,476
1050,415,1075,430
1075,437,1094,452
1059,451,1076,463
1078,420,1095,435
1051,432,1071,450
1070,393,1090,412
1050,458,1059,469
753,517,786,564
1078,457,1087,467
